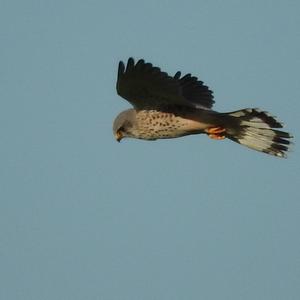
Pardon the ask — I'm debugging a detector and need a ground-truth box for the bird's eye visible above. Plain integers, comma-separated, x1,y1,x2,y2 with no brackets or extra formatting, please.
118,126,124,133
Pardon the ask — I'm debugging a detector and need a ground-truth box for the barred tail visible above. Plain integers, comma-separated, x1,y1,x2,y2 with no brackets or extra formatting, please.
225,108,293,158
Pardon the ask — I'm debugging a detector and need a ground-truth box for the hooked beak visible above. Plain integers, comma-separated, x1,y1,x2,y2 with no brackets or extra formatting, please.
114,131,123,142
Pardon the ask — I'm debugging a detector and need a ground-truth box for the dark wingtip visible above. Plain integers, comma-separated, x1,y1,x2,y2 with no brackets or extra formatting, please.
136,58,145,65
174,71,181,79
118,61,125,77
135,59,145,70
126,57,135,72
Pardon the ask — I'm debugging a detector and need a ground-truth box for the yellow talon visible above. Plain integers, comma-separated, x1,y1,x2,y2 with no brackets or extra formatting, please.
205,127,226,140
208,134,225,140
205,127,226,134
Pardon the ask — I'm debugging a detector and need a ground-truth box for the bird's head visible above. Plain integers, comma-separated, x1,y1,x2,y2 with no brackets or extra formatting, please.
113,109,137,142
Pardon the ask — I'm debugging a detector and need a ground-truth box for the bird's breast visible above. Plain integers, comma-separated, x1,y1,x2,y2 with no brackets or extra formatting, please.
134,110,209,140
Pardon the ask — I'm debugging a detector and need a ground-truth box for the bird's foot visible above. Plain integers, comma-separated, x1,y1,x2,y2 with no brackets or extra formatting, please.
205,127,226,140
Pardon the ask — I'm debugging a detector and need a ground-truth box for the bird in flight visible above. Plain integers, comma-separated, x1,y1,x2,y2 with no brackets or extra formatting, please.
113,57,292,157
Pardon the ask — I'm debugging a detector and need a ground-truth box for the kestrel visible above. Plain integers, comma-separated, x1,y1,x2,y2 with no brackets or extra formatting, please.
113,58,292,157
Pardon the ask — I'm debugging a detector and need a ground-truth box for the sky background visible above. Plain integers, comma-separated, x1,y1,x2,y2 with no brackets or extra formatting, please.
1,0,300,299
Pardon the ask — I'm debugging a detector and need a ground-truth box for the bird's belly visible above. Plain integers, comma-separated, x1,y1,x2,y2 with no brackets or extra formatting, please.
138,126,187,139
135,110,208,140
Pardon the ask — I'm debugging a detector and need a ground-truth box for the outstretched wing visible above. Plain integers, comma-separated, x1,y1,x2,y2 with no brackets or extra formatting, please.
116,58,214,110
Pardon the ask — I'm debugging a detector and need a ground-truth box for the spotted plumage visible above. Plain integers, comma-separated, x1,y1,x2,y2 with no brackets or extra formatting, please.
113,58,293,158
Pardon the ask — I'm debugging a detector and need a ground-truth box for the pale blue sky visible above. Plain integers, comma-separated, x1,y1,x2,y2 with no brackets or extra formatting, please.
1,0,300,299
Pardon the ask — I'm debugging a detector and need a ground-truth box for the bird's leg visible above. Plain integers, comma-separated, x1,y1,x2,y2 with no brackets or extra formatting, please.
205,127,226,140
